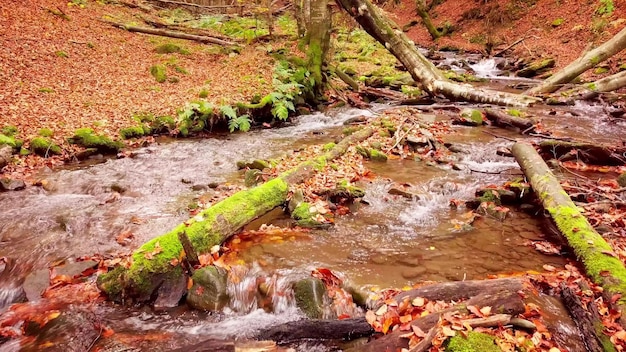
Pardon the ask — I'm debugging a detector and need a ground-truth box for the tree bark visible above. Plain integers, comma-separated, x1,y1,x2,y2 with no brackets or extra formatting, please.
526,26,626,95
390,277,522,304
484,108,536,132
560,283,607,352
305,0,332,97
97,128,374,304
538,140,626,165
256,318,375,343
512,142,626,325
105,21,236,46
354,285,526,352
415,0,441,40
335,0,539,107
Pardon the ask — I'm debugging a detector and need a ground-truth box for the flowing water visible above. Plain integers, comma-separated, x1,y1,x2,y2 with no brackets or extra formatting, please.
1,65,625,350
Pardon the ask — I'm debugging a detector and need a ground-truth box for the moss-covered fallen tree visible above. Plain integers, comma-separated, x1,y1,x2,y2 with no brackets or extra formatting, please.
97,128,374,304
512,142,626,324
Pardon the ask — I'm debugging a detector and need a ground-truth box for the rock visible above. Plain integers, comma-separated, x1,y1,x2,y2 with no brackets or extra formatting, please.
446,144,467,153
186,266,229,311
22,307,100,352
517,58,555,78
73,148,99,161
369,149,387,162
343,115,369,125
244,169,263,187
287,189,305,214
293,278,328,319
401,266,427,279
520,203,537,214
54,260,98,279
192,184,208,191
406,135,430,147
237,159,270,170
496,147,513,157
0,178,25,192
0,145,13,170
388,187,420,200
476,202,508,221
454,108,484,126
154,273,188,310
208,182,220,189
23,269,49,302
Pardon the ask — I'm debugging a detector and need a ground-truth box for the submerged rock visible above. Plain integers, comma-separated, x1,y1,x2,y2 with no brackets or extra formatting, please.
186,266,229,311
293,278,328,319
454,109,484,126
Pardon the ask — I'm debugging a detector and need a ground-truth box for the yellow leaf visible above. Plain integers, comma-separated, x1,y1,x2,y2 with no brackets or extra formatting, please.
479,306,492,316
412,297,425,307
375,304,388,316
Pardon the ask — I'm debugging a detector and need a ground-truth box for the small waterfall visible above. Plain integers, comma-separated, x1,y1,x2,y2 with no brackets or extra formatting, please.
470,58,501,78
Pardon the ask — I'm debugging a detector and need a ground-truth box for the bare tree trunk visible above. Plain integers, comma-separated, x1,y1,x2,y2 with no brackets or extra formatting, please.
512,142,626,327
305,0,332,97
567,70,626,100
526,26,626,95
105,20,235,46
335,0,539,106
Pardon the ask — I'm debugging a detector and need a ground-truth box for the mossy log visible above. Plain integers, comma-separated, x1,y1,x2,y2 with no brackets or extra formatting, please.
335,0,539,107
566,71,626,101
512,142,626,324
484,108,536,132
354,284,526,352
104,20,235,46
527,26,626,95
538,140,626,165
97,128,374,304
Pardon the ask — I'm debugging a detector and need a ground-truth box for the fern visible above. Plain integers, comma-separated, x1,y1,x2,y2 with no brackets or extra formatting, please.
220,105,237,120
271,102,289,121
228,114,251,132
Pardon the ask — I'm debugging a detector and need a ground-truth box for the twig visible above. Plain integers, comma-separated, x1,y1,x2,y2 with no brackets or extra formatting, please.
494,37,526,57
408,326,437,352
481,130,517,142
469,167,522,175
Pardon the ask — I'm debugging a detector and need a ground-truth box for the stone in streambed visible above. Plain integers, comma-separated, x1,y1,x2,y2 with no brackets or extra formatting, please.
293,278,329,319
186,266,229,311
237,159,270,170
388,187,420,200
244,169,263,187
454,109,484,126
0,178,25,192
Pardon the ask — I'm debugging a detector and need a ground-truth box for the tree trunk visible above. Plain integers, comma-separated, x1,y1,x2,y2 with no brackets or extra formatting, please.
537,139,626,165
304,0,332,97
511,142,626,325
560,283,608,352
105,21,235,46
565,70,626,101
415,0,441,40
354,285,526,352
335,0,539,107
97,128,374,304
484,108,536,132
526,26,626,95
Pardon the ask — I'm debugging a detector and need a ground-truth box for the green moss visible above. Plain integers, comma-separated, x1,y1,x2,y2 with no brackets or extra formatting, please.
38,128,54,137
120,126,146,139
150,65,167,83
460,108,484,125
198,89,209,98
68,128,123,153
113,177,289,298
30,137,62,156
0,134,19,149
96,266,125,302
445,332,499,352
19,147,30,156
38,87,55,93
294,278,327,318
594,67,609,74
547,204,626,306
323,142,336,151
1,126,18,137
551,18,564,27
292,202,312,220
617,172,626,187
155,43,189,54
506,109,524,117
369,149,387,162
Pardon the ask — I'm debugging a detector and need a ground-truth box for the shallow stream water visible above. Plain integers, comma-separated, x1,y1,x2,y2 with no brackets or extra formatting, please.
1,60,625,351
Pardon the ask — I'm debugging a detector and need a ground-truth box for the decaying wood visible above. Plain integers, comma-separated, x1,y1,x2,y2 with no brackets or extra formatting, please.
255,318,375,343
98,128,374,303
560,283,605,352
104,20,236,46
355,285,526,352
512,142,626,326
527,25,626,95
390,278,523,304
335,0,539,107
177,231,200,269
333,66,360,91
484,109,536,133
141,17,237,41
538,140,626,165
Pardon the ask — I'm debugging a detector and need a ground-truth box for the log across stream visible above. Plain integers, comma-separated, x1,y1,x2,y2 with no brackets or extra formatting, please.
2,97,626,350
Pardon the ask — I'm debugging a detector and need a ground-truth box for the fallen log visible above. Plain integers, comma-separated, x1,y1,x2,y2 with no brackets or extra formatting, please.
354,285,526,352
484,108,536,133
527,25,626,95
390,277,522,304
104,20,236,46
255,318,375,343
538,140,626,165
511,142,626,325
560,283,607,352
97,128,374,304
335,0,539,107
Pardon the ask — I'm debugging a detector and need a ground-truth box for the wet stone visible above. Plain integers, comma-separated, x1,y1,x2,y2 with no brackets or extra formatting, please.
401,266,427,279
293,278,329,319
396,256,421,267
186,266,229,311
0,178,25,192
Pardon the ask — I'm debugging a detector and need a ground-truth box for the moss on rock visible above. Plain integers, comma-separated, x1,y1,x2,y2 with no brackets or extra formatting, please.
186,266,229,311
150,65,167,83
294,278,328,319
30,137,62,156
445,332,499,352
369,149,388,162
68,128,123,154
120,126,146,139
